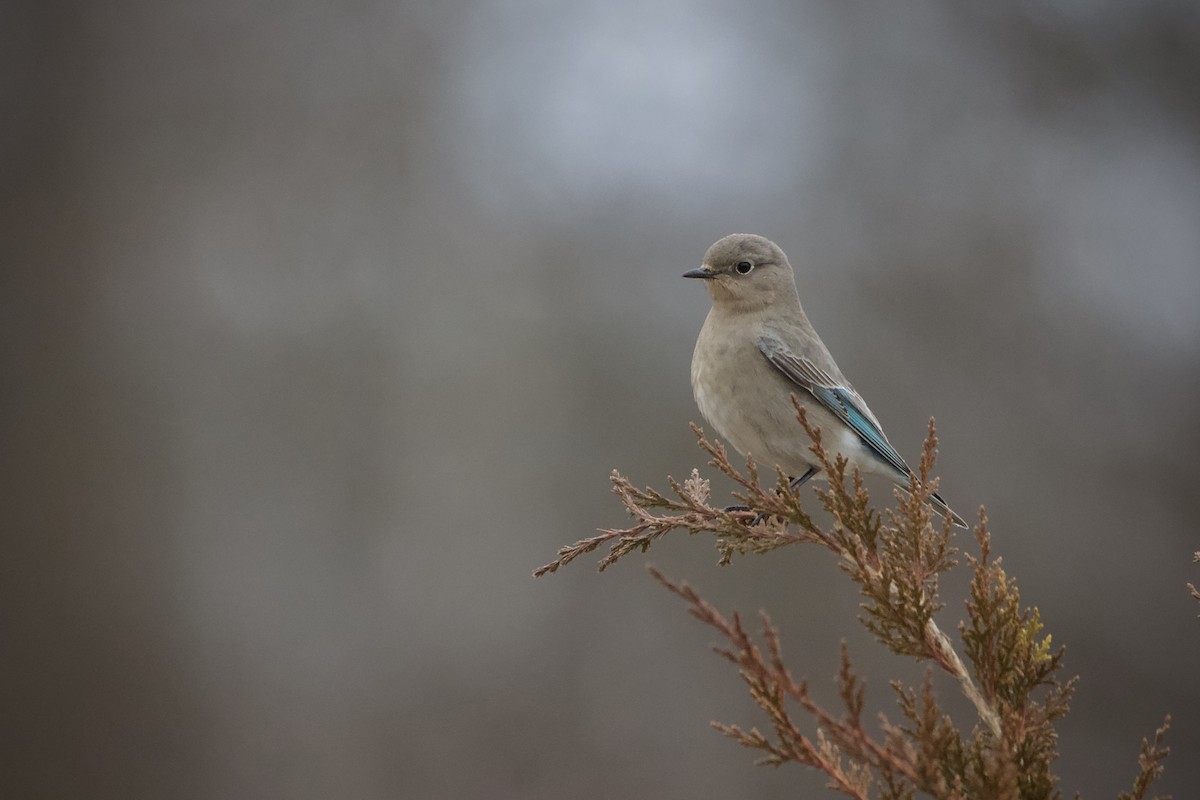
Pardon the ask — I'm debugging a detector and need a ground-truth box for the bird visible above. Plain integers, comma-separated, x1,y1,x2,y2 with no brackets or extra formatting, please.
684,233,966,527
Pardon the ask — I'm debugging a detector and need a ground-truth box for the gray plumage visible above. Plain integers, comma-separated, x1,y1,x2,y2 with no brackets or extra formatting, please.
685,233,965,527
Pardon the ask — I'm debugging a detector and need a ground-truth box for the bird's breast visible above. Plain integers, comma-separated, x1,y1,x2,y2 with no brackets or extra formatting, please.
690,327,805,472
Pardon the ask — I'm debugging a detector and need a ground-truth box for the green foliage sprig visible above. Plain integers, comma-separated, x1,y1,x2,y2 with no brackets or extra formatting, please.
535,401,1170,799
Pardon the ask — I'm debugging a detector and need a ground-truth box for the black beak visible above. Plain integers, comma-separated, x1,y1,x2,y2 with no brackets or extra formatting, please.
682,267,716,279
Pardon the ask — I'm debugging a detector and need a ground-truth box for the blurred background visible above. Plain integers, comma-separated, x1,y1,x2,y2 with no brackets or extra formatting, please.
4,1,1199,797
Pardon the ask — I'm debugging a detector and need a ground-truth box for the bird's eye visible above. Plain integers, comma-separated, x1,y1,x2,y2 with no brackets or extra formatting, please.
735,261,754,275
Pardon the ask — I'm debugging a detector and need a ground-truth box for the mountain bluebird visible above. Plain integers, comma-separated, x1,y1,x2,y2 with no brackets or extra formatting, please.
685,233,966,527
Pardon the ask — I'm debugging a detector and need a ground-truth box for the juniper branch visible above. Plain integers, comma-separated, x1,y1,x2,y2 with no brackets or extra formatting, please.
1118,716,1171,800
539,404,1001,737
651,567,912,799
536,401,1172,798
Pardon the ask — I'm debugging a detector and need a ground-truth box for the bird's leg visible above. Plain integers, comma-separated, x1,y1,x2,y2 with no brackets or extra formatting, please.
750,467,819,525
787,466,820,494
727,466,821,525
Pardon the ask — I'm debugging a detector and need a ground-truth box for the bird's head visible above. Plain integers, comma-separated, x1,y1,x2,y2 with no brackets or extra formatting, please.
683,233,799,311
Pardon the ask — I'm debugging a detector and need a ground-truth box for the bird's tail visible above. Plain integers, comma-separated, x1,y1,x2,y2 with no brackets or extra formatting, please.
929,491,968,528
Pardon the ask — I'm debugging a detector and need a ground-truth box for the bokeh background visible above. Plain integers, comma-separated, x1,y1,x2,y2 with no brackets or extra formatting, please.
4,1,1199,797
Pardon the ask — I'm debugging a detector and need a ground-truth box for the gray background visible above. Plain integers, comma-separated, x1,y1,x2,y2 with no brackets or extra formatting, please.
4,1,1199,797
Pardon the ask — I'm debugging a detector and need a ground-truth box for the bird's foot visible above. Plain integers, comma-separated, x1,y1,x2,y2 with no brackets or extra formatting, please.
724,467,819,525
723,504,776,526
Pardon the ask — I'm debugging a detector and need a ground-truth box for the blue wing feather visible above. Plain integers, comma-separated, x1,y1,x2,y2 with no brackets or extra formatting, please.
758,335,966,527
811,385,911,479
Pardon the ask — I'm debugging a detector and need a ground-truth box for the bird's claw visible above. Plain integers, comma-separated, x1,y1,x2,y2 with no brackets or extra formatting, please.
723,504,775,526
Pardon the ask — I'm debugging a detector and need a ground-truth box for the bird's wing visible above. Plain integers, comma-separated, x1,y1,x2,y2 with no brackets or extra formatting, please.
756,335,912,480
